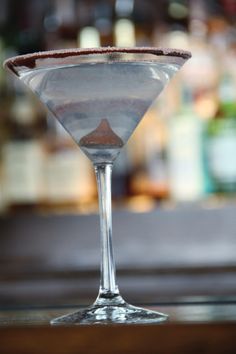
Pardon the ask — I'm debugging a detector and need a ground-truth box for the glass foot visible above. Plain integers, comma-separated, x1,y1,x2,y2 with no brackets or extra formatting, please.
51,295,168,325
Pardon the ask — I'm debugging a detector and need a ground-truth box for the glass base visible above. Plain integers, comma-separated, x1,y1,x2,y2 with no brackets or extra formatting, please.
51,294,168,325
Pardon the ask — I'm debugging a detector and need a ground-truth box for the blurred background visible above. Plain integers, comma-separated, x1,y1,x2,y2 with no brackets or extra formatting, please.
1,0,236,212
0,0,236,307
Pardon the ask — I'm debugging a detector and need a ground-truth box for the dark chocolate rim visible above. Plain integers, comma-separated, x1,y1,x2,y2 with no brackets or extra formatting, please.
4,46,191,76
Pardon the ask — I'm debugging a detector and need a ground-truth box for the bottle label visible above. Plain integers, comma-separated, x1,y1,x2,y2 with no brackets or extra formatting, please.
168,116,204,201
207,134,236,182
3,141,44,204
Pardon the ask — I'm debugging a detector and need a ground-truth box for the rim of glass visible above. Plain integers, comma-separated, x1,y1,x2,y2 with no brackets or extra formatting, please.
4,46,191,76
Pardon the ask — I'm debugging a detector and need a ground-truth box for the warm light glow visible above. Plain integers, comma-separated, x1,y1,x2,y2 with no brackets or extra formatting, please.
114,19,136,46
79,26,101,48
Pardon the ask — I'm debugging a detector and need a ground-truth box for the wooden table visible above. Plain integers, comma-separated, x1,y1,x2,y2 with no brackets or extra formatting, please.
1,299,236,354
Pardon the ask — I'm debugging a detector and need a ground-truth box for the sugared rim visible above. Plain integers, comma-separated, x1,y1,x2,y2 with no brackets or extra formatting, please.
4,46,191,75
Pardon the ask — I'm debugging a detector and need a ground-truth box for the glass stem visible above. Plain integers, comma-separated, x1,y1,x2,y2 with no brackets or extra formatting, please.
94,163,119,298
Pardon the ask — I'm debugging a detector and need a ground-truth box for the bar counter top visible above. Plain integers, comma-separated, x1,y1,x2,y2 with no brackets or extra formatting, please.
0,299,236,354
1,208,236,352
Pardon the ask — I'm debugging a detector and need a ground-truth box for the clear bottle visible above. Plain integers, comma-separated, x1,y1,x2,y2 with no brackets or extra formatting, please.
206,72,236,194
2,87,46,213
114,0,136,47
167,86,205,202
76,0,102,48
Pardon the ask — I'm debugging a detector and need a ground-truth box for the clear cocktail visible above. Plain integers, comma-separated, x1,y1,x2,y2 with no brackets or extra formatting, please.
4,47,191,324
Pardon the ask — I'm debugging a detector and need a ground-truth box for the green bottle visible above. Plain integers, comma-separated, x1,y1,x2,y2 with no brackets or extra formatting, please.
206,73,236,194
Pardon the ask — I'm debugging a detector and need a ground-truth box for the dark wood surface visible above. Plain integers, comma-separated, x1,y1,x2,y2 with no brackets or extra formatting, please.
1,323,236,354
1,207,236,353
0,302,236,354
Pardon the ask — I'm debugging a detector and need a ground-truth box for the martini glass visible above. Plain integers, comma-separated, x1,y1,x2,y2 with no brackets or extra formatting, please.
4,47,191,324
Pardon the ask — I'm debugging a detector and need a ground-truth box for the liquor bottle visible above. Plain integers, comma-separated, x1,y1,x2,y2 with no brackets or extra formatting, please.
110,0,136,203
129,101,169,202
0,1,46,212
0,37,6,98
0,168,6,213
205,72,236,193
114,0,136,47
144,105,169,201
167,86,205,202
93,0,113,46
77,1,101,48
2,86,46,212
